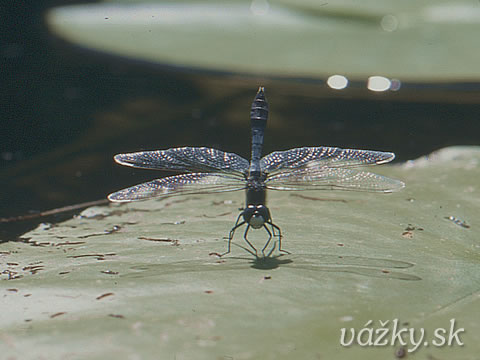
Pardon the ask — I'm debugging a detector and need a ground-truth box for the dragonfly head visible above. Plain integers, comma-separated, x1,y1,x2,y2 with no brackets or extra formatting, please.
243,204,270,229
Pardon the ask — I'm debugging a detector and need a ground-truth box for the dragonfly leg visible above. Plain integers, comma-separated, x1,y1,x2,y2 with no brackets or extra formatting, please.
268,221,290,255
218,213,245,257
261,224,273,257
242,224,258,257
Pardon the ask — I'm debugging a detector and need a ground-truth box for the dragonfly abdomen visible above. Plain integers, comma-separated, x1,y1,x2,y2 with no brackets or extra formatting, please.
249,87,268,175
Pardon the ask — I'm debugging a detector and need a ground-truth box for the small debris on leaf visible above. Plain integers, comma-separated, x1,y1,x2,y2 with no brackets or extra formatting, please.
50,312,66,318
445,216,470,229
96,292,114,300
101,270,119,275
108,314,125,319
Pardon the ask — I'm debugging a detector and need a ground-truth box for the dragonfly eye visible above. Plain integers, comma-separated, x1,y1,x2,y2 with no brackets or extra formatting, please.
255,205,271,221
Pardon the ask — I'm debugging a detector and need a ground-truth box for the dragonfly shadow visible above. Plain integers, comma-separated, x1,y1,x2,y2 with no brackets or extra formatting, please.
279,254,422,281
251,256,293,269
227,255,294,270
123,252,420,281
122,255,291,279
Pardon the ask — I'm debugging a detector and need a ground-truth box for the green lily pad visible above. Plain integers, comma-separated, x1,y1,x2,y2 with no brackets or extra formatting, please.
1,146,479,358
46,0,480,81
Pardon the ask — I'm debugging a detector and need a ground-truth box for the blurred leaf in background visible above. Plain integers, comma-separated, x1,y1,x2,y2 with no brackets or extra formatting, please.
47,0,480,81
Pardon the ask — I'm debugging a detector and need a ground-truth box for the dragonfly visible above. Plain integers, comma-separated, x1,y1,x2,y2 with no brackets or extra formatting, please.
108,87,404,257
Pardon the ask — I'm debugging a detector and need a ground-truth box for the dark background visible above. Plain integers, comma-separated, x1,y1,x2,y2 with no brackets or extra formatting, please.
1,1,479,241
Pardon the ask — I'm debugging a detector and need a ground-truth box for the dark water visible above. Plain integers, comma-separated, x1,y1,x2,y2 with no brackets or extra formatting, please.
1,1,479,241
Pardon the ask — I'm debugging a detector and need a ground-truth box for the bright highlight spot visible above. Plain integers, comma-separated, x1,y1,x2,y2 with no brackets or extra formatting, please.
250,0,270,15
390,79,402,91
367,76,391,92
327,75,349,90
380,15,398,32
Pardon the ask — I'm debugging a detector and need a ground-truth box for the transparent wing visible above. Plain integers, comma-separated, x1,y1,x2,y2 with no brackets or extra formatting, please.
261,146,395,174
108,173,246,202
265,167,405,193
114,147,249,177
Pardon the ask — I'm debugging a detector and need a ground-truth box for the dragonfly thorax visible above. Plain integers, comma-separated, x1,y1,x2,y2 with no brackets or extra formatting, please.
243,204,271,229
245,182,266,206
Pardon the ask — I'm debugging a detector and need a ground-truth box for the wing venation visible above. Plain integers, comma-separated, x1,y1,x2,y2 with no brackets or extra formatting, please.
265,167,404,193
108,173,246,202
114,147,249,176
261,146,395,173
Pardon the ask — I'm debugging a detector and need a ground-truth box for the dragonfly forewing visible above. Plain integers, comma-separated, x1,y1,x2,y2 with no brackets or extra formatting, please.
114,147,249,177
261,146,395,174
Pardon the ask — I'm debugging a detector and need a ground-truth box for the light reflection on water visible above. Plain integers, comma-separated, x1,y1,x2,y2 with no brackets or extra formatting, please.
326,74,402,92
